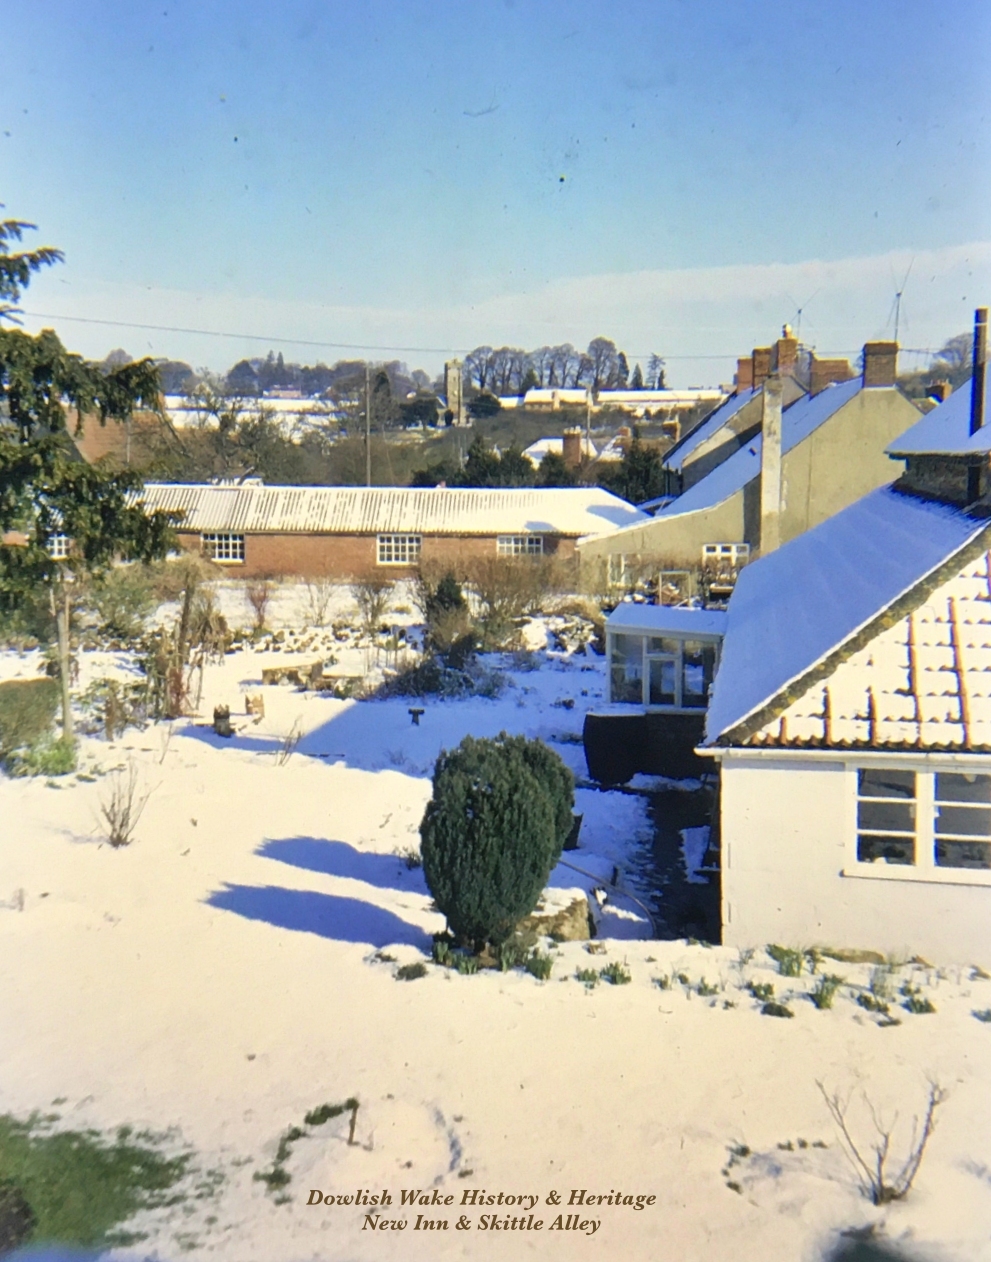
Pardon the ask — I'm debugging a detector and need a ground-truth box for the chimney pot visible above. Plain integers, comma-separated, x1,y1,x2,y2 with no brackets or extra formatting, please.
862,341,899,388
772,329,799,376
735,357,754,393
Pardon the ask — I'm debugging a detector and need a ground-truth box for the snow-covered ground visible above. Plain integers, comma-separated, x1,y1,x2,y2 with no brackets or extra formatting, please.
2,589,991,1261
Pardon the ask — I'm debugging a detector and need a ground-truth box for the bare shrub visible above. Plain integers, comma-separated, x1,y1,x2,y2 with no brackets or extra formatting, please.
304,578,335,627
246,581,273,632
99,764,152,847
276,718,303,766
463,557,554,649
140,558,231,719
817,1079,947,1205
350,577,393,639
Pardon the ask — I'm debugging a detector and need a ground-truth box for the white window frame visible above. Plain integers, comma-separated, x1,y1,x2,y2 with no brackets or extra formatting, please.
496,534,543,557
606,630,721,713
201,532,245,564
702,542,750,565
46,533,70,560
376,533,422,566
843,763,991,887
608,553,630,588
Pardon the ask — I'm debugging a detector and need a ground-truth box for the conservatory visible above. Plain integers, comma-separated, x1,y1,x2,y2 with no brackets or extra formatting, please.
604,604,727,711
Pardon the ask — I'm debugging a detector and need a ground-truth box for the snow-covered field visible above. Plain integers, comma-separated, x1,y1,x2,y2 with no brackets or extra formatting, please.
2,587,990,1261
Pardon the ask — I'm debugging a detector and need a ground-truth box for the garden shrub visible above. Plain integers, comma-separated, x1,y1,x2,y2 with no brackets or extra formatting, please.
8,736,76,778
498,733,575,859
87,565,155,640
420,734,558,950
0,678,59,757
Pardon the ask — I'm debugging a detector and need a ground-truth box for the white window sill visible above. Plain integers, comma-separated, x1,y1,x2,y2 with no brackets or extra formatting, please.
842,864,991,888
210,559,245,565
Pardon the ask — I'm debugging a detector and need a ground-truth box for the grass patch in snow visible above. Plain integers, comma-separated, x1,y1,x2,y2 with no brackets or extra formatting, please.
809,975,845,1010
0,1113,191,1253
255,1100,360,1199
766,944,804,977
395,962,428,981
599,961,631,986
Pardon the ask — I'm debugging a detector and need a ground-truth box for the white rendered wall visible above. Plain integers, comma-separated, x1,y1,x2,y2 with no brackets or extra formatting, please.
719,757,991,964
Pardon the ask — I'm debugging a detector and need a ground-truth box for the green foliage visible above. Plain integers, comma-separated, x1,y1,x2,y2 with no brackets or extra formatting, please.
86,565,156,640
761,1001,794,1018
304,1099,359,1127
596,436,666,504
767,944,804,977
420,734,559,949
0,676,58,756
466,392,501,419
748,980,774,1003
453,952,480,975
0,1113,190,1250
524,950,553,981
809,975,845,1010
973,1009,991,1023
900,983,936,1015
80,677,148,740
697,978,720,997
536,450,577,487
0,219,64,321
396,961,428,981
7,735,76,777
856,992,890,1015
575,967,600,988
496,733,575,860
599,961,631,985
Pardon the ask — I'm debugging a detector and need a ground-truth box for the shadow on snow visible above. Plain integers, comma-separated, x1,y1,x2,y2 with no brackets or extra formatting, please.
205,883,432,949
257,836,428,894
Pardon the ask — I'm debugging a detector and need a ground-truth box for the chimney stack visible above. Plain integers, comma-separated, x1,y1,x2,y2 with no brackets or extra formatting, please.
928,381,952,404
969,308,988,436
561,427,583,470
759,374,784,555
771,325,799,376
752,347,772,390
810,357,854,396
735,357,754,393
862,341,898,388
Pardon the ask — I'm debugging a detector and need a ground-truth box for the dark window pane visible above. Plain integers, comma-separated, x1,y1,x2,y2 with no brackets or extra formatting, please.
682,641,716,708
610,664,643,704
647,636,681,655
935,773,991,805
934,804,991,838
935,839,991,869
649,657,677,706
857,834,915,865
857,769,916,800
857,801,915,833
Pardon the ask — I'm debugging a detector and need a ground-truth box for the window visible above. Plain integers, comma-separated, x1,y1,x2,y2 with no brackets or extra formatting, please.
377,534,421,565
850,767,991,881
608,633,719,710
608,554,630,588
201,533,245,563
46,533,70,560
702,542,750,565
497,534,543,556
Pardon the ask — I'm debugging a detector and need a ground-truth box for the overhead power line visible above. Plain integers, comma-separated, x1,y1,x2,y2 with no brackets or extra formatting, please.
18,309,938,362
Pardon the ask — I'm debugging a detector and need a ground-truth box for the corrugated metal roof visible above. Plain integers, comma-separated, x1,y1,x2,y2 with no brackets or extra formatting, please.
887,374,991,456
704,485,991,746
657,377,863,521
137,483,648,538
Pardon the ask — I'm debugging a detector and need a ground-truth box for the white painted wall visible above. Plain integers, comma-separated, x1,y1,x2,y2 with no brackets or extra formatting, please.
719,755,991,964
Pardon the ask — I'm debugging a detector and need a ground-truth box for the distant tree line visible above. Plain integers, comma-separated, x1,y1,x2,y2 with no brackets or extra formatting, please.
463,339,665,395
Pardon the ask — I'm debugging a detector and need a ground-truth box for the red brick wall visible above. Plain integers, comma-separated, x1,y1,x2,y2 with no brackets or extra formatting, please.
176,531,577,579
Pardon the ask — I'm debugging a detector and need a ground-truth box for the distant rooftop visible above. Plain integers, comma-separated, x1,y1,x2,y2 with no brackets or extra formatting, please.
661,388,755,473
887,374,991,457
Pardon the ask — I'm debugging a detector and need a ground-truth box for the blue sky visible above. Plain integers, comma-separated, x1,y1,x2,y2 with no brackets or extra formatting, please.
2,0,989,383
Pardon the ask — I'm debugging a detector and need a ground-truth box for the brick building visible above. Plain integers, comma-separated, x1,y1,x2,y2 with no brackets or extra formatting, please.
137,482,648,579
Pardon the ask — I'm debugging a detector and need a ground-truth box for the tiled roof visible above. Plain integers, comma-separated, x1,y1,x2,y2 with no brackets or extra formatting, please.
704,485,991,747
136,483,648,538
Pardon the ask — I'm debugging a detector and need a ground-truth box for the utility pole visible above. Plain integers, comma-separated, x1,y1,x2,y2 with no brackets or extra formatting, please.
365,363,372,488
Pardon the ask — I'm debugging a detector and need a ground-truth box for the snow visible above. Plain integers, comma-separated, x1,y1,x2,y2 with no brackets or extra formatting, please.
888,374,990,456
2,592,991,1260
662,387,754,473
704,484,990,744
680,825,710,885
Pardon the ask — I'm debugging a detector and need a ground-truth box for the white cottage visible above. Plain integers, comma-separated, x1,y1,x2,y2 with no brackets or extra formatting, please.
702,481,991,963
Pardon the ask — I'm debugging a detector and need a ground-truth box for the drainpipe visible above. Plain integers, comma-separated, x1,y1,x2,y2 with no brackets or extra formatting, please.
970,307,988,436
759,373,783,555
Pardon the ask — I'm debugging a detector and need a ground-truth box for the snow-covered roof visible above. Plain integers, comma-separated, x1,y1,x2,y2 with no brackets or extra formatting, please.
522,435,598,465
606,604,727,638
656,378,863,521
887,375,991,456
137,483,649,538
704,485,991,747
662,388,755,473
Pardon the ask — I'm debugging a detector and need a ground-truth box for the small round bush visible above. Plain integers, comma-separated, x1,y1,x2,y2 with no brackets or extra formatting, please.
420,734,557,949
498,734,575,860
